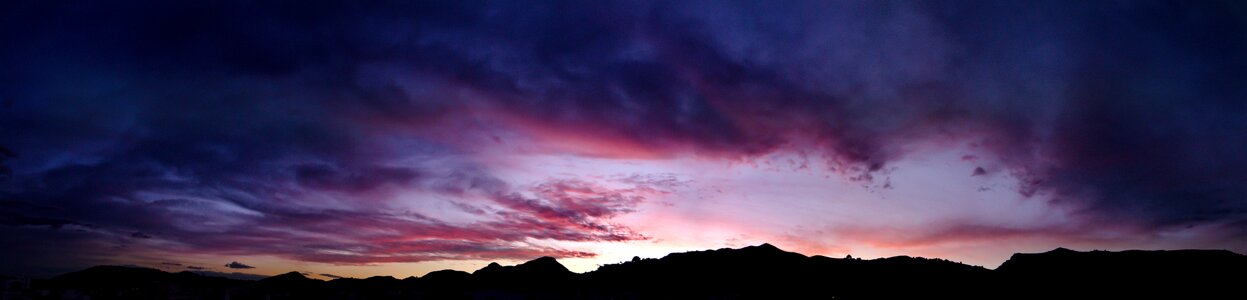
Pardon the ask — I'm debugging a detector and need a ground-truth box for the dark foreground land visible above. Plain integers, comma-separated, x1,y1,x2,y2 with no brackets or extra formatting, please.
2,244,1243,299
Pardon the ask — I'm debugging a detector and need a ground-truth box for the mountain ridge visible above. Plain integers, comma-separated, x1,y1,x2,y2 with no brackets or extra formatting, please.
11,244,1244,299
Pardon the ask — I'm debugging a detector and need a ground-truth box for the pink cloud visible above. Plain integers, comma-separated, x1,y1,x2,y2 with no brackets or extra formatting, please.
123,174,681,265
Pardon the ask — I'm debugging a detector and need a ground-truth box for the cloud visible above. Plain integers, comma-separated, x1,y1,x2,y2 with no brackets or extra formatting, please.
830,224,1097,250
0,144,14,178
225,262,254,269
319,273,343,279
0,158,675,266
191,270,268,281
0,0,1246,273
478,177,683,243
292,163,423,192
0,200,80,229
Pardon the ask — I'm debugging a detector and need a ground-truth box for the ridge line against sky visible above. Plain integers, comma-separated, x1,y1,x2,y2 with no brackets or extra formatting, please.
2,0,1247,278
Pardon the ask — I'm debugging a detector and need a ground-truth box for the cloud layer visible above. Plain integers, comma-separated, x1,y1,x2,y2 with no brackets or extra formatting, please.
2,0,1247,275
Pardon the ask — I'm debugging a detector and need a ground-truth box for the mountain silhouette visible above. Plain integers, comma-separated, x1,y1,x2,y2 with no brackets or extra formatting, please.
258,271,317,285
995,247,1246,299
256,271,325,299
45,265,244,299
5,244,1242,299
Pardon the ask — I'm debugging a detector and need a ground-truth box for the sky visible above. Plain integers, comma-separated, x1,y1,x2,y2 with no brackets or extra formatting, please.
2,0,1247,279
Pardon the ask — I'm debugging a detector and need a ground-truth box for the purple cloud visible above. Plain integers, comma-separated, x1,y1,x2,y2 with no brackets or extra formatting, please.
0,0,1245,276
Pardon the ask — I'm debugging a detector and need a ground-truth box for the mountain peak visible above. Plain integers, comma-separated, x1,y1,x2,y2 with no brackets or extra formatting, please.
472,257,572,278
527,256,559,264
516,256,570,274
739,243,794,256
275,271,307,278
258,271,318,285
473,262,505,275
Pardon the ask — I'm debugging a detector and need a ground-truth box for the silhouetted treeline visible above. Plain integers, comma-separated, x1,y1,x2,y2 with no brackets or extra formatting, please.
2,244,1243,299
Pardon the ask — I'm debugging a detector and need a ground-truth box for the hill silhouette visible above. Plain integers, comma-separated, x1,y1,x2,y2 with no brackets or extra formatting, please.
4,244,1243,299
994,247,1246,299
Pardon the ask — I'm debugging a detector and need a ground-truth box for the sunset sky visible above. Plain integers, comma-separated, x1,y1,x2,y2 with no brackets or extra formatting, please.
3,1,1247,279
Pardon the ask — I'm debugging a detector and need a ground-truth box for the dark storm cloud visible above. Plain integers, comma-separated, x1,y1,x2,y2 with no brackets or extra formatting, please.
225,261,254,269
1,0,1246,273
